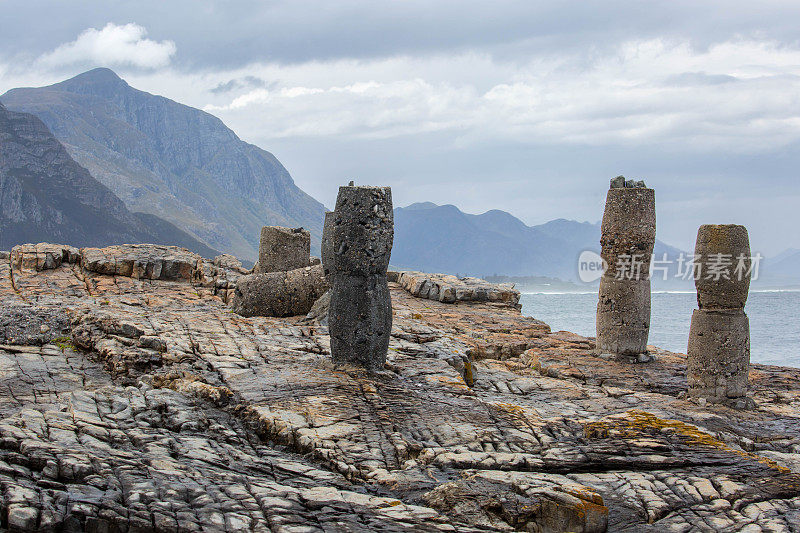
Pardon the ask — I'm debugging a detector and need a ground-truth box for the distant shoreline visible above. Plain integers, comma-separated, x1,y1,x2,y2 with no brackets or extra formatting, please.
521,288,800,295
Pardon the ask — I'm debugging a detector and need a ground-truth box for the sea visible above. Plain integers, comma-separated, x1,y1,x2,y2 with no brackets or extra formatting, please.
520,290,800,368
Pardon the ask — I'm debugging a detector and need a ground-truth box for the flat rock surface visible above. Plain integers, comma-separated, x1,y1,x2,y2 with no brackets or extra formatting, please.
0,243,798,532
391,270,521,307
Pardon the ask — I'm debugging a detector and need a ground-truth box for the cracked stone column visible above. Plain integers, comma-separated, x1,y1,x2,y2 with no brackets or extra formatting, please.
329,185,394,370
596,177,656,358
687,224,751,406
256,226,310,273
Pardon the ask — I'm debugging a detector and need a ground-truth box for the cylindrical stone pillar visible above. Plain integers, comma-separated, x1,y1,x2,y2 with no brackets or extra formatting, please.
596,178,656,357
256,226,310,273
231,264,329,317
328,185,394,369
687,224,751,405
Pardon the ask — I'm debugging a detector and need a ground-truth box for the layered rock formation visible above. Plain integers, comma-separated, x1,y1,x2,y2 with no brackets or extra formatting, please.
391,271,520,308
0,243,798,532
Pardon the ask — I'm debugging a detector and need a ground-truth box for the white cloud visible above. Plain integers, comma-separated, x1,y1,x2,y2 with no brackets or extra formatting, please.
13,35,800,153
37,23,176,69
184,38,800,154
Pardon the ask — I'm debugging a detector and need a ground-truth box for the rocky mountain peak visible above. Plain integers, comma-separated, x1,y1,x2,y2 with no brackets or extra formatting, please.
50,67,130,96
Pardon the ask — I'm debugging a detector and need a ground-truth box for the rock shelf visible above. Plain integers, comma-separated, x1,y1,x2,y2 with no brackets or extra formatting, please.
0,243,798,532
391,270,521,308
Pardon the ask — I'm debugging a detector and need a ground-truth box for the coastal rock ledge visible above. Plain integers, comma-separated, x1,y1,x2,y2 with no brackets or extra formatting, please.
390,270,521,308
0,243,798,532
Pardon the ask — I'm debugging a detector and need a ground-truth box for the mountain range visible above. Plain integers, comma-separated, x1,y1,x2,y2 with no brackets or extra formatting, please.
391,202,683,281
0,102,218,255
758,248,800,286
390,203,797,286
1,68,325,261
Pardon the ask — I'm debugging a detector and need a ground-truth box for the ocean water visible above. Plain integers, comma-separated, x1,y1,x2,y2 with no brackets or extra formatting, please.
520,290,800,368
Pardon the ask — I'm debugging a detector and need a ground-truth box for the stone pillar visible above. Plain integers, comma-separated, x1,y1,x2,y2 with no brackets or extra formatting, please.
328,185,394,370
256,226,310,273
231,264,329,318
687,224,751,406
321,211,335,280
596,177,656,358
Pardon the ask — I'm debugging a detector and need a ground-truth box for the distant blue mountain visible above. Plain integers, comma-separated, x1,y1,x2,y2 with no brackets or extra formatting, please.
760,249,800,285
392,202,683,280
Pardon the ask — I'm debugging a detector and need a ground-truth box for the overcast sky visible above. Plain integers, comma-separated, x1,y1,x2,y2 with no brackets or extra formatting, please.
2,1,800,255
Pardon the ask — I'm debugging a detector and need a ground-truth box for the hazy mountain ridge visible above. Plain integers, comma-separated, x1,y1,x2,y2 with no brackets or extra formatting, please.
760,248,800,286
0,102,219,256
392,202,683,280
1,68,326,260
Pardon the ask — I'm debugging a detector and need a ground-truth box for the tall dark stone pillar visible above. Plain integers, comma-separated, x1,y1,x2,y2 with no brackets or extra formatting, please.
687,224,751,406
596,177,656,357
328,185,394,369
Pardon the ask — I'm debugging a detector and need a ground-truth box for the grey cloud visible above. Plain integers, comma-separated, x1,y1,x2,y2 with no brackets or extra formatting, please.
664,72,739,86
3,1,800,68
209,79,242,94
210,76,271,94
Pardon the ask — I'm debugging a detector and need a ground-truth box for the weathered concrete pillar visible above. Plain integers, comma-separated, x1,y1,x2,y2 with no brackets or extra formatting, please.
256,226,310,273
596,177,656,358
231,264,329,317
321,211,335,280
328,185,394,369
687,224,751,406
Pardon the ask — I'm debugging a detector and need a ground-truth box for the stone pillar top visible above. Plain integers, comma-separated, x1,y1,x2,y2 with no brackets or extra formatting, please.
256,226,310,274
332,185,393,277
694,224,751,310
601,187,656,238
599,182,656,277
609,175,648,189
